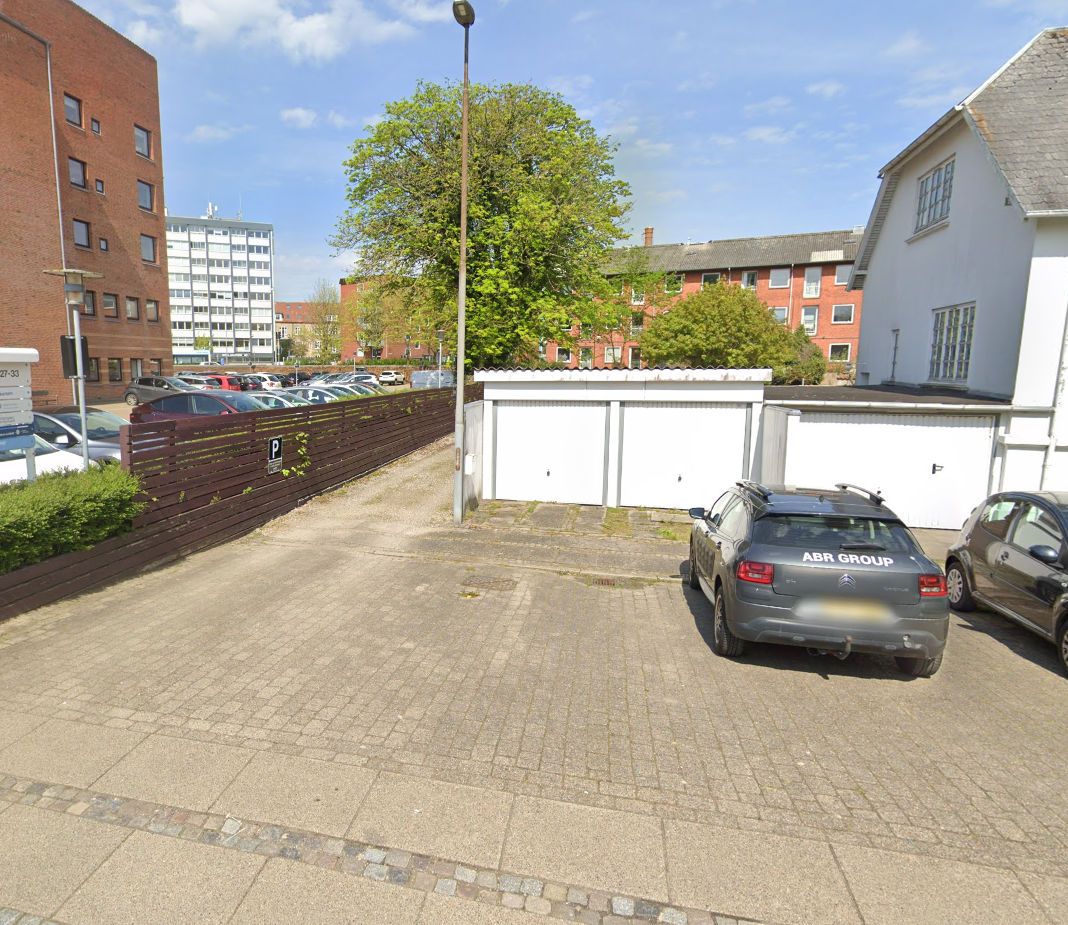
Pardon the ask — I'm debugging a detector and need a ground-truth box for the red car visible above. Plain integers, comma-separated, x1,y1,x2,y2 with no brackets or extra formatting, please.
204,374,242,391
129,389,266,423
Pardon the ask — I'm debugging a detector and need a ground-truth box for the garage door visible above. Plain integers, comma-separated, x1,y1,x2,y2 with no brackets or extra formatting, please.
495,401,607,505
619,402,749,510
784,412,996,529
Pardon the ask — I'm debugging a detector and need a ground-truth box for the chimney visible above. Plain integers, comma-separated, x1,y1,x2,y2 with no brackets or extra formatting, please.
644,226,654,247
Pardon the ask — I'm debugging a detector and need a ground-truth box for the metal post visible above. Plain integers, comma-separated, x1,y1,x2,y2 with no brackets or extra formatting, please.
71,308,91,470
25,444,36,482
453,22,470,525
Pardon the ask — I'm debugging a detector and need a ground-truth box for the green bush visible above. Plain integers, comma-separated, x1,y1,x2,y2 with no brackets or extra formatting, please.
0,465,144,576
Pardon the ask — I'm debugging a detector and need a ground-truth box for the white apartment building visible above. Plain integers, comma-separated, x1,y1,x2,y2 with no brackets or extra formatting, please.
165,210,276,361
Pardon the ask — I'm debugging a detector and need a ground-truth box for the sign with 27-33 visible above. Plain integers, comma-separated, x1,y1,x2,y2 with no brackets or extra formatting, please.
0,364,32,429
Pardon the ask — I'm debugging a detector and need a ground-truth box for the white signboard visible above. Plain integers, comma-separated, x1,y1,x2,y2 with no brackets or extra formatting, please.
0,385,31,402
0,363,30,383
0,410,32,428
0,355,34,430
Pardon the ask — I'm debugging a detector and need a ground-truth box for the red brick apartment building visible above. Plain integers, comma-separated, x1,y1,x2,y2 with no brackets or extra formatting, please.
337,283,436,361
551,228,865,369
0,0,170,405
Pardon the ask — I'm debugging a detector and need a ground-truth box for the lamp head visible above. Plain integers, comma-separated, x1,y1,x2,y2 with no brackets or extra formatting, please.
452,1,475,26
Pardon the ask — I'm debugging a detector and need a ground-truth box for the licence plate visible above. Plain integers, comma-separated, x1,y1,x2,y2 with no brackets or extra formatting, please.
796,598,892,623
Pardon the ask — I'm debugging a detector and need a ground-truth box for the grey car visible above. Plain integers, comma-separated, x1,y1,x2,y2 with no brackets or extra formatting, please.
31,407,126,463
122,376,196,406
688,481,950,676
946,491,1068,674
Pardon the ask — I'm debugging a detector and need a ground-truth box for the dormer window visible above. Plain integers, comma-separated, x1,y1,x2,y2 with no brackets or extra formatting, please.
916,158,954,232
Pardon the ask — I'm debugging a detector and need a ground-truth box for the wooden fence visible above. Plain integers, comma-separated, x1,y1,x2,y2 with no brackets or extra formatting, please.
0,386,479,622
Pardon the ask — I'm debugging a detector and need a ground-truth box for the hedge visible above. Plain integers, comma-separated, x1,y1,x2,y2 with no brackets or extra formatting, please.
0,464,144,576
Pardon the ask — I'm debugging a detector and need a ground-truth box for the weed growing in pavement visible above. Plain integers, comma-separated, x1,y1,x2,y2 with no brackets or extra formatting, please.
460,590,480,599
602,508,631,537
657,527,678,540
281,432,311,478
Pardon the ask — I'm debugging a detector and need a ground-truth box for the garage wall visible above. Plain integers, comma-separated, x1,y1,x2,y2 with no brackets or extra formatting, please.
783,411,997,529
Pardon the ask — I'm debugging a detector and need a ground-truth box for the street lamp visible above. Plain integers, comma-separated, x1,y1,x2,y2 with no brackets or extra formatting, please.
452,0,474,525
436,328,445,383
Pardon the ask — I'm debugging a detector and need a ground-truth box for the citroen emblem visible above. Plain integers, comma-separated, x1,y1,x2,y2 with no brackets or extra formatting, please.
838,574,856,589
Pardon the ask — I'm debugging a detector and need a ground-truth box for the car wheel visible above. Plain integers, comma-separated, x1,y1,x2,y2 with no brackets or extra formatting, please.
713,587,746,658
1057,620,1068,677
895,653,943,677
687,540,701,589
946,561,976,612
125,393,139,406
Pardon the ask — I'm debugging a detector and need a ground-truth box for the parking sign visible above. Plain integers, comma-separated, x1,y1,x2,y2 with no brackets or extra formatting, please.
267,437,283,474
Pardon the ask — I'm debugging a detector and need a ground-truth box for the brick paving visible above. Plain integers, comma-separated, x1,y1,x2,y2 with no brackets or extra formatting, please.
1,438,1067,922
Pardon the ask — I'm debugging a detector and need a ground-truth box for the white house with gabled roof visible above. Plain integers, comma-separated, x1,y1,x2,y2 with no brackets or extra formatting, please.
851,27,1068,491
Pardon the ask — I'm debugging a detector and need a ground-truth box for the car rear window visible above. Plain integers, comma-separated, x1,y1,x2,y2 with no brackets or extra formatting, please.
228,394,266,412
752,515,920,554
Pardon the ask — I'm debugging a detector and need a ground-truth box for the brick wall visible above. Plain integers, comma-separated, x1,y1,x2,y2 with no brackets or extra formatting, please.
0,0,171,406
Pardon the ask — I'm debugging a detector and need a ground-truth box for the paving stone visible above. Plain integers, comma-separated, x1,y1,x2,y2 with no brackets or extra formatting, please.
612,897,635,916
526,896,552,914
502,892,525,909
567,888,590,907
434,878,457,896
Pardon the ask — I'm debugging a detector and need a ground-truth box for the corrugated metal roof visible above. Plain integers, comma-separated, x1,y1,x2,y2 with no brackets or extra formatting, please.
604,229,863,274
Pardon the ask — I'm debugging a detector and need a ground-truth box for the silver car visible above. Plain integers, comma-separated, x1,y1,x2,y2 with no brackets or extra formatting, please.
31,407,126,463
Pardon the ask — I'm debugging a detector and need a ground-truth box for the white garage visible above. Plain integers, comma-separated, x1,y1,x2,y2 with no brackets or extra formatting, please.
477,369,769,510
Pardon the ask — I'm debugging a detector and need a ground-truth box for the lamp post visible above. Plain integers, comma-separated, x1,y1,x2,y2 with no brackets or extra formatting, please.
436,328,445,383
452,0,474,525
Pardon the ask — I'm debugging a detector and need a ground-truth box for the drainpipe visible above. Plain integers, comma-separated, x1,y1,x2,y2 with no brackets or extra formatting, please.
1039,299,1068,488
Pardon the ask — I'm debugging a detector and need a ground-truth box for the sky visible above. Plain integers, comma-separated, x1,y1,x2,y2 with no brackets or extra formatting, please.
80,0,1068,300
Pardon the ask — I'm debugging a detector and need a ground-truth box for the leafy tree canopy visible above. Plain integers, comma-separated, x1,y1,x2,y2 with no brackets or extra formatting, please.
330,81,631,368
639,282,827,383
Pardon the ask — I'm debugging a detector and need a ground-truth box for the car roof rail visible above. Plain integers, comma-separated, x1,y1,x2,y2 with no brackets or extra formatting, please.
835,482,885,506
736,479,772,501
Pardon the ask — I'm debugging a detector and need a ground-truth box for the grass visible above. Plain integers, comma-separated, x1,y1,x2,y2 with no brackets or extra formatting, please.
657,527,679,541
602,508,632,537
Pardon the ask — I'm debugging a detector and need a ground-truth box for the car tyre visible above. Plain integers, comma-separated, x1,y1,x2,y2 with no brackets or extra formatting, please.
1057,620,1068,677
895,653,943,677
946,561,976,612
124,393,139,406
687,540,701,589
713,587,746,658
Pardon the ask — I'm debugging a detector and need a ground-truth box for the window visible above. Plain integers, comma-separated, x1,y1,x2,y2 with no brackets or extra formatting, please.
68,158,86,188
742,270,758,289
929,303,975,382
140,235,157,263
835,264,852,286
137,181,154,211
82,291,95,316
103,293,118,317
579,347,593,369
770,307,789,325
630,288,645,306
832,304,855,324
151,358,162,375
630,311,644,336
146,300,159,322
979,500,1020,540
64,94,82,127
86,358,100,382
829,343,851,362
804,266,821,298
556,346,571,364
604,346,622,366
701,272,721,287
108,358,123,381
130,358,143,379
769,268,790,288
91,118,100,134
802,306,818,335
916,158,954,232
99,238,108,251
134,125,151,158
628,347,642,369
95,179,104,194
1011,504,1064,556
73,219,90,248
126,297,139,320
718,498,748,538
665,274,683,295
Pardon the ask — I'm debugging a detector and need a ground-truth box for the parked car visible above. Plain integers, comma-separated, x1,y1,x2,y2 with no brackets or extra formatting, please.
253,392,312,409
241,373,280,390
379,371,404,385
410,370,456,389
0,435,87,484
687,481,950,676
31,407,125,463
321,386,365,400
176,376,214,389
210,374,243,391
123,376,198,406
946,491,1068,674
284,386,343,404
129,389,268,423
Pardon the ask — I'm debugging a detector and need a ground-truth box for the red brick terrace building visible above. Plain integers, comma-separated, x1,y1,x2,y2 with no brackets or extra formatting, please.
551,228,865,369
0,0,170,404
337,282,436,362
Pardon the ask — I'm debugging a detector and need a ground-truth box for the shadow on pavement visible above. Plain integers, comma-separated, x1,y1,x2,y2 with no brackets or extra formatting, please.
951,606,1065,678
678,561,914,682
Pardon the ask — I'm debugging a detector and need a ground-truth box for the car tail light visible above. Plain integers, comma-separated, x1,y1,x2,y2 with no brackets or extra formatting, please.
919,574,947,596
737,561,774,584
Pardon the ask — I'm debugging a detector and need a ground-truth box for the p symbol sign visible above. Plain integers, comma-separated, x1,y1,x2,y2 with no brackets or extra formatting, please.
267,437,283,473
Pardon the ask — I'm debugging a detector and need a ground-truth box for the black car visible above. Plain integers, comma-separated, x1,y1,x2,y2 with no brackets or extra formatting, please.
946,491,1068,673
688,481,950,676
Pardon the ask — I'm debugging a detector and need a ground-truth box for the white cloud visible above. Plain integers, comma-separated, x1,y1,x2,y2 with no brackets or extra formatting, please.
173,0,414,64
387,0,451,22
606,116,639,138
548,74,594,98
281,107,319,129
327,110,355,128
571,9,594,22
710,134,737,146
806,80,844,99
125,19,164,45
896,85,971,109
744,125,798,145
364,113,386,127
634,138,673,156
677,72,716,92
743,96,791,115
884,30,929,59
186,122,251,143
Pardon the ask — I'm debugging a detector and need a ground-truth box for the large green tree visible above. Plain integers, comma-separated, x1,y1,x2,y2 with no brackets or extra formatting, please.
330,81,631,369
639,282,826,383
